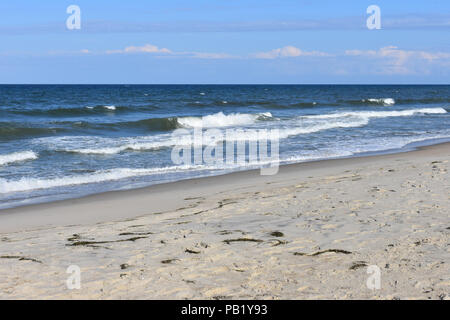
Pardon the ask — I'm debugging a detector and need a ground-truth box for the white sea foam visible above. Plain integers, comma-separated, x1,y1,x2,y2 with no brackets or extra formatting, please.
36,135,182,155
364,98,396,105
104,105,116,110
1,160,284,193
177,112,272,128
69,146,129,155
280,119,369,139
347,134,450,154
67,139,183,155
280,151,354,164
55,117,366,155
0,151,38,166
0,165,216,193
8,136,449,195
303,107,447,120
278,133,450,164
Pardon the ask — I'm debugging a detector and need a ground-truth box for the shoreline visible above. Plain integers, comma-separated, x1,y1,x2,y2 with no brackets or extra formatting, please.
3,136,450,212
0,140,449,233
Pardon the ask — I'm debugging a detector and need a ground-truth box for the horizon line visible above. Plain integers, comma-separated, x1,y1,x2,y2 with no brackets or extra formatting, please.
1,83,449,86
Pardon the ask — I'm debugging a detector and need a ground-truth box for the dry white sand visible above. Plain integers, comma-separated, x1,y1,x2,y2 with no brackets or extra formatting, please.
0,143,449,299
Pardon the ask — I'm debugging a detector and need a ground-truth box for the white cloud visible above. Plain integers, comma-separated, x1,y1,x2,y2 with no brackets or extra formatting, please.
345,46,450,74
188,52,237,59
104,43,236,59
65,44,450,76
254,46,331,59
346,46,450,60
106,44,172,55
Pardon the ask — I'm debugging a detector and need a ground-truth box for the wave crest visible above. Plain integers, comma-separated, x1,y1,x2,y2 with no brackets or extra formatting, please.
364,98,395,105
0,151,38,166
177,112,272,128
0,165,212,193
303,107,447,120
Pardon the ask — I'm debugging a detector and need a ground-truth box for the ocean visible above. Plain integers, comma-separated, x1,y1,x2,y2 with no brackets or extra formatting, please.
0,84,449,209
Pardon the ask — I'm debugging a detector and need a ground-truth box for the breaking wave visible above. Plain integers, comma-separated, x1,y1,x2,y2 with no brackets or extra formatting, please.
0,166,209,193
0,151,38,166
363,98,395,105
177,112,272,128
302,107,447,120
34,108,448,156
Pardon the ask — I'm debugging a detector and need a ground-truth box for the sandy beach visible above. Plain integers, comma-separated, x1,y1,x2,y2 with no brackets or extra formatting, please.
0,143,449,299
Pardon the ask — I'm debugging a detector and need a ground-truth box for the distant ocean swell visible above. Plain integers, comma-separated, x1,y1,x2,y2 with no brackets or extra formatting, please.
3,96,450,119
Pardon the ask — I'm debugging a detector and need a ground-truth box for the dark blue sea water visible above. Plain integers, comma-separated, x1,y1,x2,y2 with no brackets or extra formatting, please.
0,85,449,209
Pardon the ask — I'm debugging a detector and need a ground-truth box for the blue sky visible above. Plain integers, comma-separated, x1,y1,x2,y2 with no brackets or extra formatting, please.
0,0,449,84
